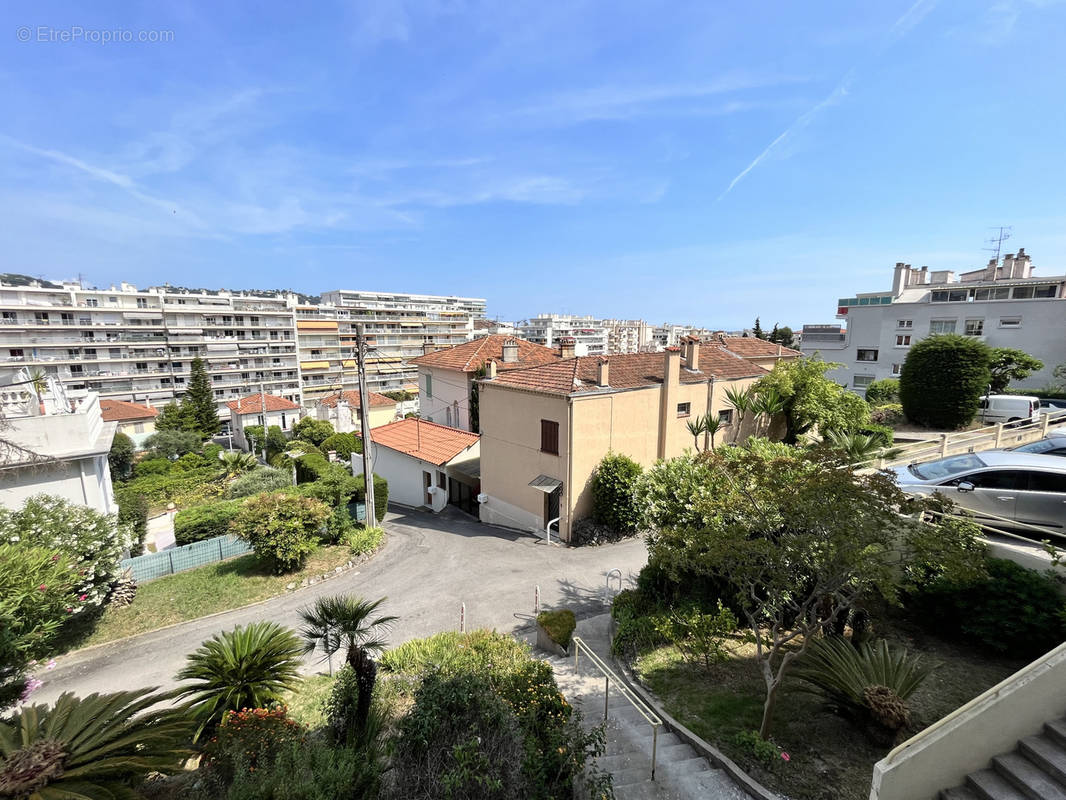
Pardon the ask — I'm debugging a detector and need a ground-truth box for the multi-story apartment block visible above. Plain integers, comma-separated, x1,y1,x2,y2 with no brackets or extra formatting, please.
800,249,1066,394
517,315,610,355
318,290,485,395
0,280,300,430
650,324,720,351
600,319,653,354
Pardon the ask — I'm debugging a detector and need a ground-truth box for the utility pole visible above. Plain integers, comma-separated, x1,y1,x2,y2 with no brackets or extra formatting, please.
259,381,267,463
355,324,376,526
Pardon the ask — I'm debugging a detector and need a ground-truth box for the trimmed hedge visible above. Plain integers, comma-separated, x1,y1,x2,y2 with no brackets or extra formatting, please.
320,432,363,461
900,334,992,429
173,499,244,545
115,489,149,550
537,609,576,648
590,452,642,534
226,467,292,499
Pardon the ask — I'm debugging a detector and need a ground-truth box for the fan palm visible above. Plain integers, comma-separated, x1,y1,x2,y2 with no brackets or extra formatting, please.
298,595,397,735
219,450,258,478
703,413,724,451
175,621,303,740
0,688,193,799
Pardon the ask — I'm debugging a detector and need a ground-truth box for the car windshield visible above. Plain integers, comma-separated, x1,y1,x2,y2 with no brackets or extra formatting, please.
910,454,987,480
1011,439,1062,454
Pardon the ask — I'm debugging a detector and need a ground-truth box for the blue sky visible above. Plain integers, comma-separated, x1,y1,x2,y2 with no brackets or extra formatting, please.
1,1,1065,329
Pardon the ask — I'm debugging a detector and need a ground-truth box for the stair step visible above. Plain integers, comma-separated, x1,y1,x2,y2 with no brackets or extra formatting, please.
940,787,981,800
993,753,1066,800
967,769,1030,800
597,744,693,773
1019,735,1066,784
659,756,713,775
1047,719,1066,749
606,730,681,756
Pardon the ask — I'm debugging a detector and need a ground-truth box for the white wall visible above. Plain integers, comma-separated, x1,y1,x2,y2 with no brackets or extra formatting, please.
0,454,116,516
418,366,473,430
232,407,297,451
364,443,448,511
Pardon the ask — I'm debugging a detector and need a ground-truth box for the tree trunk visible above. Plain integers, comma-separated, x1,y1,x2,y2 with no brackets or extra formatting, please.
759,678,781,740
347,646,377,741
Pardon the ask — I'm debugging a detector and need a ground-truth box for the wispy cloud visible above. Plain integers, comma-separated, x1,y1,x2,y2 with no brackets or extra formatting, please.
717,0,940,200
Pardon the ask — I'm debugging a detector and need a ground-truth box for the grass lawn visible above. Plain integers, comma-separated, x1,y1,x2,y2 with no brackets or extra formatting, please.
634,617,1026,800
285,672,336,729
64,545,356,652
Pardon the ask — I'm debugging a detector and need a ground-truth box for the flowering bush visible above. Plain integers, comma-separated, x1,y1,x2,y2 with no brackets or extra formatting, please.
0,495,134,610
202,706,306,787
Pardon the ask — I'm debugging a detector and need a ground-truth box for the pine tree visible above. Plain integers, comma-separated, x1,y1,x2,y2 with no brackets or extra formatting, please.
769,323,780,343
753,317,766,340
185,357,219,439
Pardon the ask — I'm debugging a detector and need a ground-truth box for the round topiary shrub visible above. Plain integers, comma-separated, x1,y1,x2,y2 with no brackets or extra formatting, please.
899,334,991,429
590,452,642,534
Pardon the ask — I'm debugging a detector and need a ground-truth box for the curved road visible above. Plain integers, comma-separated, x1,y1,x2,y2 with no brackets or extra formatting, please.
33,508,648,704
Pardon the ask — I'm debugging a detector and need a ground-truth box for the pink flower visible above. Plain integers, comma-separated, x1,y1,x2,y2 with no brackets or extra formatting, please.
79,594,87,601
38,584,47,591
51,554,59,562
20,678,43,701
46,659,56,671
781,752,790,762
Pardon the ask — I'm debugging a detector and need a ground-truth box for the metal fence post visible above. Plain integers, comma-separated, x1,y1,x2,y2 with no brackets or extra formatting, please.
603,675,609,720
939,433,949,457
651,725,658,781
534,585,540,615
218,537,224,560
167,550,175,576
460,603,465,633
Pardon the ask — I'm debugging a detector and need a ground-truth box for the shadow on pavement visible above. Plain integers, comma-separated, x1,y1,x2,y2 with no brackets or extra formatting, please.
385,504,539,544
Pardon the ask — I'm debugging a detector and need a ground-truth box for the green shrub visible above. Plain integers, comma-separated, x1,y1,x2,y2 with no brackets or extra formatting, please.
899,334,992,429
174,500,245,546
320,432,363,461
346,526,384,556
906,557,1066,658
863,378,900,406
655,601,738,673
116,489,150,550
174,451,210,471
733,730,786,768
219,736,381,800
230,493,330,573
116,466,224,509
870,403,904,425
108,431,135,481
292,417,335,447
857,422,894,448
590,452,642,534
227,467,292,499
133,457,173,478
144,429,203,459
536,609,576,648
203,442,224,462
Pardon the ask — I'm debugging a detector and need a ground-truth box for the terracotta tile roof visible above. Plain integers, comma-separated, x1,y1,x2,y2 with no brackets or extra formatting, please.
226,393,301,414
409,334,560,373
487,346,767,396
100,399,159,422
717,336,802,358
473,318,495,330
370,418,479,465
317,390,397,409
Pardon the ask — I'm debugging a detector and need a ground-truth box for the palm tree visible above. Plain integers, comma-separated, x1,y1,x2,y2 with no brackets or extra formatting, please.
175,621,303,739
724,386,754,442
26,368,48,413
752,387,786,437
685,417,706,451
298,595,397,736
219,449,258,478
822,429,902,465
703,413,724,451
0,688,193,798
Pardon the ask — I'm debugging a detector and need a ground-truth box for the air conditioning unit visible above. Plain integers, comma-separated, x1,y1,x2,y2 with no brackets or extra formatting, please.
477,493,488,504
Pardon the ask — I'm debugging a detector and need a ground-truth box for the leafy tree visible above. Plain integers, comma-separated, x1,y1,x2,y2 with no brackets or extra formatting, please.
144,429,202,459
266,424,288,456
752,317,765,340
185,356,220,438
320,432,363,461
243,423,265,455
230,492,330,573
751,386,786,437
644,445,983,739
175,621,304,739
298,595,397,739
754,357,871,444
900,334,992,429
1053,363,1066,391
768,325,794,348
107,431,135,481
292,416,335,447
863,378,900,406
987,347,1044,394
590,452,643,533
0,688,194,794
154,400,197,433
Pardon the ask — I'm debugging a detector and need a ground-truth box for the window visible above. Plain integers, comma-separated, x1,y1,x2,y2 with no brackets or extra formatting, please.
891,363,902,376
897,320,912,329
895,335,912,347
929,320,956,334
966,470,1026,490
69,364,83,376
718,409,733,425
34,312,49,324
964,319,984,336
974,287,1010,301
856,349,878,362
424,373,433,398
853,375,875,389
540,419,559,455
1028,472,1066,493
999,317,1021,328
1034,284,1058,298
60,313,74,324
9,349,24,358
85,298,98,307
676,402,691,417
2,311,15,323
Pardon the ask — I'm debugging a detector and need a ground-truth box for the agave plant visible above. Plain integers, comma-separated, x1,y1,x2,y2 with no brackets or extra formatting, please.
175,621,304,739
0,688,193,799
791,636,936,732
219,449,259,478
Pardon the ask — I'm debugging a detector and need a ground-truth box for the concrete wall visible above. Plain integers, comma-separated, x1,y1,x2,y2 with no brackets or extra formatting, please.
0,454,116,516
870,642,1066,800
418,366,472,430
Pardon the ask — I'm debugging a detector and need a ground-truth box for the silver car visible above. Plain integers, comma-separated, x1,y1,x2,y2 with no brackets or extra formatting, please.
891,451,1066,534
1007,436,1066,458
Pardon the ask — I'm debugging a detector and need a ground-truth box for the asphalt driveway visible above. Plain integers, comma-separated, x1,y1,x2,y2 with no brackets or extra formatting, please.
31,507,648,704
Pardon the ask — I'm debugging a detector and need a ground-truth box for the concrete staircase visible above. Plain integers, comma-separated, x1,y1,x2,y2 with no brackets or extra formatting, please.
940,718,1066,799
543,650,751,800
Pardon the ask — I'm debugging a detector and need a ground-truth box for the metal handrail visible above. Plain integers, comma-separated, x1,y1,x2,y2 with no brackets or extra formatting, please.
571,635,663,780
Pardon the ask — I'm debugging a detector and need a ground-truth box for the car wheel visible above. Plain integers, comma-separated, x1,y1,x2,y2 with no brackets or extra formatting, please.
1006,417,1022,428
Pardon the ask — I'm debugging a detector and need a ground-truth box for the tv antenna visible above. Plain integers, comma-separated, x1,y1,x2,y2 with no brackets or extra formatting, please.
983,226,1012,264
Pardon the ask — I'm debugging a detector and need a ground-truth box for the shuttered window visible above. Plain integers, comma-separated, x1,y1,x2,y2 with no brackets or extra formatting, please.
540,419,559,455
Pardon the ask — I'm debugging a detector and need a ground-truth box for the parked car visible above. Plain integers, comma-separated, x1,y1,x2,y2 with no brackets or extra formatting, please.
1006,436,1066,458
891,451,1066,534
977,394,1040,426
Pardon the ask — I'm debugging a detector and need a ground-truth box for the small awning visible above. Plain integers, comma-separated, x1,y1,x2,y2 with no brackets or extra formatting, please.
528,475,563,493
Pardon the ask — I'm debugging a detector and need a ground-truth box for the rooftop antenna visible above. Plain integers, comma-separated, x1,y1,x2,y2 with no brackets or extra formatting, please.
983,226,1012,264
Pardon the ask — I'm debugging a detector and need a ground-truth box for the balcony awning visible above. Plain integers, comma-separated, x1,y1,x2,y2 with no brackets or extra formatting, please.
168,328,202,335
528,475,563,493
297,320,339,331
301,360,329,370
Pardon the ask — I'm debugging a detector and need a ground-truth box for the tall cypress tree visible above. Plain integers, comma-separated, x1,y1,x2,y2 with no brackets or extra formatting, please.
753,317,765,340
185,357,219,438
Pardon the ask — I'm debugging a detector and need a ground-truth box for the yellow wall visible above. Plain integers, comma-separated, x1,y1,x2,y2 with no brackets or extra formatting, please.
369,404,398,428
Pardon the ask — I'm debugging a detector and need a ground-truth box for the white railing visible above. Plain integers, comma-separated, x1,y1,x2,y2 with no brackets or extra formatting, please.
571,636,664,780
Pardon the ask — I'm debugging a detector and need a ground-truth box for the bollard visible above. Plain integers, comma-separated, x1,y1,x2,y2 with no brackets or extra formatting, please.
534,585,540,615
460,602,465,633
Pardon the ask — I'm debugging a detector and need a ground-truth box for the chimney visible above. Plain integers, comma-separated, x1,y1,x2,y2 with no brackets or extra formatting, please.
501,338,519,363
422,343,436,356
485,359,497,379
685,336,700,371
597,357,610,387
658,347,681,460
560,337,576,359
892,262,907,295
918,266,928,285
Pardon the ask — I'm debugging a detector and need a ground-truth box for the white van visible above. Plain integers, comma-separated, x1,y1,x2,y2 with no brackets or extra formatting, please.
977,394,1040,425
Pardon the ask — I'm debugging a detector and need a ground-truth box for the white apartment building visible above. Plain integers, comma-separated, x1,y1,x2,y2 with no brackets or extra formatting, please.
801,249,1066,394
318,290,485,396
517,314,610,355
0,280,301,430
601,319,653,354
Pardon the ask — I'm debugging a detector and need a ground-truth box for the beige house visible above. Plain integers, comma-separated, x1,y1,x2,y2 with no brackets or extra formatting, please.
477,338,771,541
409,334,561,431
315,390,399,432
99,399,159,448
